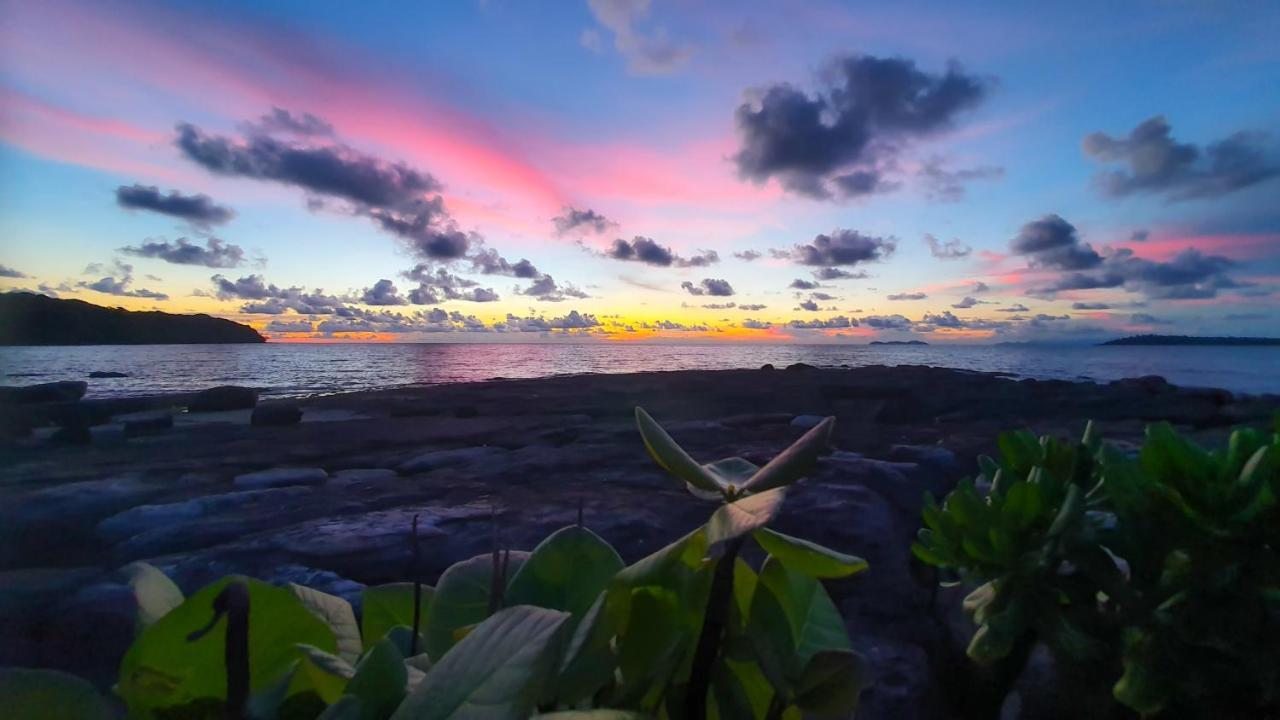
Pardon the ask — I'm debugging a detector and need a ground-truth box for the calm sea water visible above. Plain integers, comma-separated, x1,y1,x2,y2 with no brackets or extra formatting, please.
1,343,1277,398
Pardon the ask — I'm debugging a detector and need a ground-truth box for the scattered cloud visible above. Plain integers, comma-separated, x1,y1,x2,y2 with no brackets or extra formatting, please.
1083,116,1279,201
733,54,990,199
248,107,334,137
360,279,408,306
0,264,28,279
553,206,616,235
918,158,1004,201
584,0,692,74
116,184,234,227
1072,302,1111,310
120,237,245,268
603,236,719,267
78,261,167,300
733,250,762,262
924,233,972,260
887,292,927,300
787,230,897,266
681,278,735,296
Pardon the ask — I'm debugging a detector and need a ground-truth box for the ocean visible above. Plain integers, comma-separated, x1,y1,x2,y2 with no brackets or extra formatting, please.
1,343,1277,398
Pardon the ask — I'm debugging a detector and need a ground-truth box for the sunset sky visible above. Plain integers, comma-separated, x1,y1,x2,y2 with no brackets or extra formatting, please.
1,0,1277,342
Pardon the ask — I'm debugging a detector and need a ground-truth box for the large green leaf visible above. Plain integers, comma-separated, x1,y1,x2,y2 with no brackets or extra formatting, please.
317,695,365,720
506,525,625,621
361,583,434,649
422,552,527,661
792,650,864,718
295,644,355,704
122,562,185,630
390,605,571,720
635,407,723,494
345,637,407,720
706,488,787,557
750,558,850,679
292,583,362,664
613,587,685,707
740,417,835,494
0,668,115,720
753,528,868,578
555,591,617,705
117,575,336,719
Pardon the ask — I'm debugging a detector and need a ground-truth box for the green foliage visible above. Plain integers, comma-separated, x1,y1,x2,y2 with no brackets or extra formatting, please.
914,420,1280,718
57,407,868,720
0,668,116,720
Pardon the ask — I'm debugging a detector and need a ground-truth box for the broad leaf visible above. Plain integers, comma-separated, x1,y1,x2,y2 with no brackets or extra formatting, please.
792,650,864,717
613,587,684,707
117,575,336,719
318,695,365,720
296,644,355,704
0,668,114,720
635,407,722,494
362,583,434,649
707,487,787,557
390,605,571,720
506,525,625,621
292,583,362,664
753,528,868,578
423,552,527,661
346,637,407,720
751,558,851,677
122,561,184,630
740,417,835,493
535,712,651,719
555,592,618,705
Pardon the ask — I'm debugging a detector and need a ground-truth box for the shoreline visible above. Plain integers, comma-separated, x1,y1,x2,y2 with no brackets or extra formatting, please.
2,365,1277,707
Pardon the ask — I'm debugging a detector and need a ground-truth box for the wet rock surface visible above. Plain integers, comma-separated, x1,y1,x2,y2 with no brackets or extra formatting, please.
0,366,1276,716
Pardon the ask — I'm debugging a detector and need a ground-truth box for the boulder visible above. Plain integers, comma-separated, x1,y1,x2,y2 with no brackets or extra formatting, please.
233,467,328,489
189,385,258,412
330,468,398,485
790,414,827,430
760,363,775,371
98,486,315,541
785,362,816,371
0,381,87,404
1110,375,1173,394
121,411,173,438
88,371,129,379
251,403,303,427
397,446,508,474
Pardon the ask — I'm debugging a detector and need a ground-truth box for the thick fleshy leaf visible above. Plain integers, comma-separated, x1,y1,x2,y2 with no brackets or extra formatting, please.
361,583,434,649
422,552,527,661
296,644,355,704
390,605,571,720
613,587,684,706
346,637,406,720
117,575,336,719
703,457,760,492
707,488,788,557
506,526,625,621
635,407,722,494
555,591,617,705
317,695,365,720
753,557,851,674
0,668,115,720
753,528,868,578
792,650,865,718
122,561,185,630
292,584,362,664
740,417,835,493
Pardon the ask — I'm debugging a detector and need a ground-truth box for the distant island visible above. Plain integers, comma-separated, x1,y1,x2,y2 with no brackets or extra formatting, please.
0,292,265,345
870,340,929,346
1102,334,1280,347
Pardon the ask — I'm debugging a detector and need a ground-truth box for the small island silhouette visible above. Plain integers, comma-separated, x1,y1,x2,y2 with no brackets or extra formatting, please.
870,340,929,346
1101,334,1280,347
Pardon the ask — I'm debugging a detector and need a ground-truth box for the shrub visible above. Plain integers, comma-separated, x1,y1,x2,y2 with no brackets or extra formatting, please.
913,419,1280,718
2,408,868,720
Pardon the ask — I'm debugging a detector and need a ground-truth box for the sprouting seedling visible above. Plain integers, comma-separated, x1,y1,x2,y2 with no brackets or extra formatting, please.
187,581,251,720
634,407,840,720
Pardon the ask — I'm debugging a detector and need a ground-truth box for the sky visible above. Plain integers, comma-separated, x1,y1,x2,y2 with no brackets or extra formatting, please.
0,0,1277,343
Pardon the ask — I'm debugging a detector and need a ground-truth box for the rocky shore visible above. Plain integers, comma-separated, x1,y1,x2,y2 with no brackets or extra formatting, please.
1,365,1276,718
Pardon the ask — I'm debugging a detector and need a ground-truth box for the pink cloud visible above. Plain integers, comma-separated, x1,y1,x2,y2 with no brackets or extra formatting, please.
1115,233,1279,262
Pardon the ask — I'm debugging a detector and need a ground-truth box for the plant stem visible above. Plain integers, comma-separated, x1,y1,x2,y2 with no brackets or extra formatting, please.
187,581,250,720
410,514,422,658
684,536,745,720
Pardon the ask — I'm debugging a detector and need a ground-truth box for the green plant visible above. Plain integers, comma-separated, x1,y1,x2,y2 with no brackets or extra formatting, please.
0,408,869,720
913,420,1280,718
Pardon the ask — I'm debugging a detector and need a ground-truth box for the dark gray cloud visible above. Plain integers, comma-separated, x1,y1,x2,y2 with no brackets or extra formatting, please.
0,264,28,279
700,302,736,309
789,278,821,290
741,319,773,329
733,54,989,199
733,250,762,261
739,303,767,311
266,318,315,333
681,278,735,296
796,299,819,311
360,279,408,306
553,207,616,235
789,229,896,266
924,233,972,260
813,267,867,280
1130,313,1171,325
971,281,991,293
120,237,245,268
211,273,344,314
78,262,168,300
861,314,912,330
951,296,991,309
250,107,334,137
996,303,1030,313
1130,229,1149,242
469,246,541,278
809,291,838,301
1010,214,1102,270
789,316,855,329
519,274,589,302
1083,116,1279,201
401,265,502,304
1072,302,1111,310
918,158,1004,201
500,310,601,332
604,236,719,267
116,184,235,226
316,307,493,335
583,0,691,75
887,292,927,300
